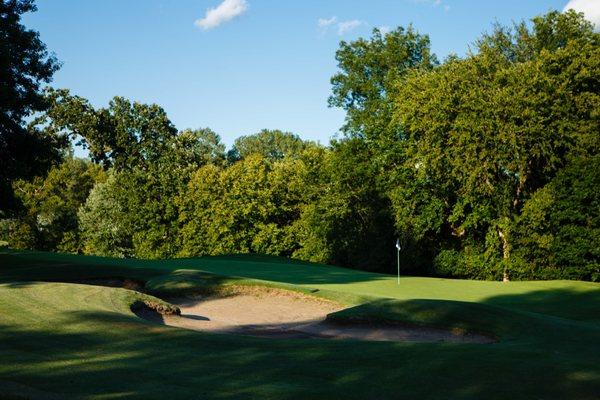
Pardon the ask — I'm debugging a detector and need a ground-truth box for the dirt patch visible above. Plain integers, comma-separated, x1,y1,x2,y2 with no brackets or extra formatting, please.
137,288,494,343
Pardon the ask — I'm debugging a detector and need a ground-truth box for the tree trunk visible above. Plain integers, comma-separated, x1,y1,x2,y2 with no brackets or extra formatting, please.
497,228,510,282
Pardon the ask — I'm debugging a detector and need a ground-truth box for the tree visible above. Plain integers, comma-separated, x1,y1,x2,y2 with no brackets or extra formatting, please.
326,25,439,274
123,128,226,258
39,89,177,170
391,10,599,279
78,173,133,257
293,139,396,272
35,93,221,258
178,147,323,258
173,128,226,168
514,156,600,281
329,26,437,142
228,129,312,161
0,0,65,213
10,158,104,252
75,124,226,259
179,155,281,256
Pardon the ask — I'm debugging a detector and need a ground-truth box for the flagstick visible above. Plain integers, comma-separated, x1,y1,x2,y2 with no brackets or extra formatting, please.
396,238,401,285
397,246,400,285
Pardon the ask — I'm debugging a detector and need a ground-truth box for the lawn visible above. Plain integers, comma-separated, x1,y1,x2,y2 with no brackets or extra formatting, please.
0,249,599,399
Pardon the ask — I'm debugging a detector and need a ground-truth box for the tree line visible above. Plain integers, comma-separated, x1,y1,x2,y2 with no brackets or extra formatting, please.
1,1,598,281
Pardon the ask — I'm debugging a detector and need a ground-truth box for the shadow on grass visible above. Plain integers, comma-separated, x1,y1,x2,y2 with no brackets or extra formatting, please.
484,288,600,323
328,296,600,346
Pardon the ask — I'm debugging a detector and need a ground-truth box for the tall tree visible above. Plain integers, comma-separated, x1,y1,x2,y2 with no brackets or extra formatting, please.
327,25,438,273
39,89,177,170
0,0,64,213
293,139,396,272
391,10,599,279
77,126,226,259
329,26,437,143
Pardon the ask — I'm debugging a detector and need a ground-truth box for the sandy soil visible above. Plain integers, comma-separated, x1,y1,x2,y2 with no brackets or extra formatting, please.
140,289,493,343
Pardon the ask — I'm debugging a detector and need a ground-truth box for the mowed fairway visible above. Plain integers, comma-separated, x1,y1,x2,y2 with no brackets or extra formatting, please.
0,249,599,399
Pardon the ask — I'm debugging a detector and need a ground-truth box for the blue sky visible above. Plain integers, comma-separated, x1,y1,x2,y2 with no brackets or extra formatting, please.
24,0,594,149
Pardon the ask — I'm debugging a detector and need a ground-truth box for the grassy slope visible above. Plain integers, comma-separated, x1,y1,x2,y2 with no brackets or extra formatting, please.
0,249,599,399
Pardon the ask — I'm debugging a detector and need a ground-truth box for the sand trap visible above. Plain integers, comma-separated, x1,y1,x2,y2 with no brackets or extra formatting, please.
137,288,493,343
46,279,492,343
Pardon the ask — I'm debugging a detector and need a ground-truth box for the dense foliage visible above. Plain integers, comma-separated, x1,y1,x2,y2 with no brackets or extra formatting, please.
388,11,599,280
9,158,103,252
513,155,600,281
0,0,65,213
2,4,598,281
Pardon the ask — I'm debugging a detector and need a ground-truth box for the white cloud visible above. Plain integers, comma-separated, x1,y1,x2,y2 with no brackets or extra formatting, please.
318,16,337,28
337,19,364,35
317,16,365,35
412,0,450,11
195,0,248,30
564,0,600,30
378,25,392,35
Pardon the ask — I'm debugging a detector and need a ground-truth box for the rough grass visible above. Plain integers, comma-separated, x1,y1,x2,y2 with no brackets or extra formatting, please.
0,249,599,399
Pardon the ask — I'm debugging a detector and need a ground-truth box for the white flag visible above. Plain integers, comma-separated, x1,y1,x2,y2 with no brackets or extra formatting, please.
395,238,401,250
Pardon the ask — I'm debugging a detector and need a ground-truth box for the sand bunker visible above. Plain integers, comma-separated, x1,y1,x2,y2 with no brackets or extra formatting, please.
137,288,493,343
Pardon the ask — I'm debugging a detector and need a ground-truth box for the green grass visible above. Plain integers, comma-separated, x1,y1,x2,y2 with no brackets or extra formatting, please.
0,249,599,399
